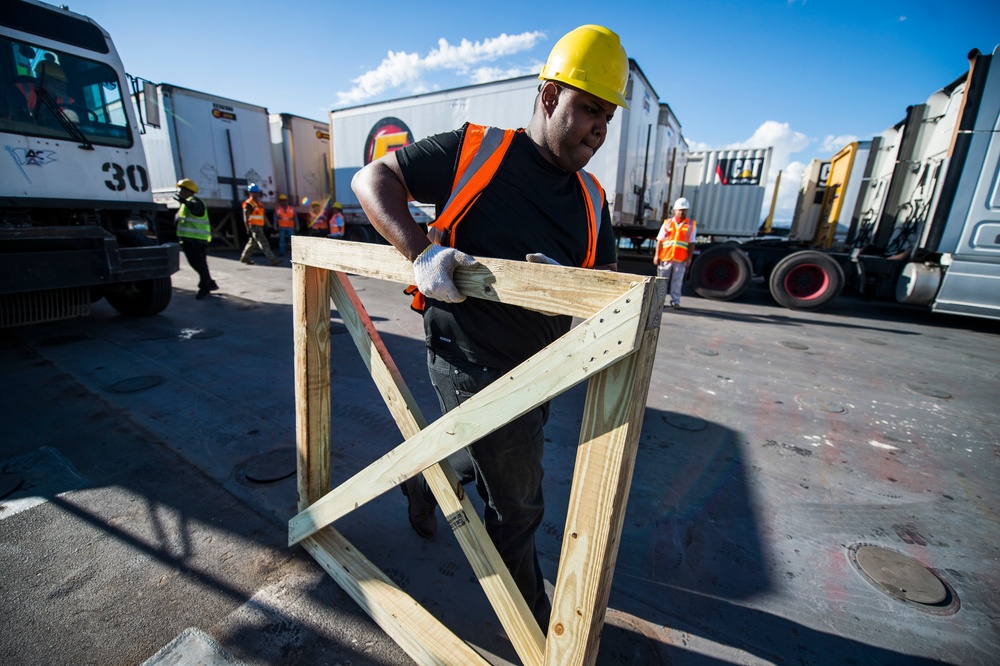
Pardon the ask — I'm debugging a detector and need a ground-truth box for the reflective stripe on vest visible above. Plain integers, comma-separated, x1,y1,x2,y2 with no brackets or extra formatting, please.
276,205,296,228
427,125,517,247
176,200,212,242
244,198,265,226
658,218,695,263
409,123,605,312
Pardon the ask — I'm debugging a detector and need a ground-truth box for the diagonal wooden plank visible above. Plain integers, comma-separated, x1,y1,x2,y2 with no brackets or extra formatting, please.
288,280,650,546
328,271,545,665
544,279,666,666
303,527,489,666
292,236,645,318
293,263,331,510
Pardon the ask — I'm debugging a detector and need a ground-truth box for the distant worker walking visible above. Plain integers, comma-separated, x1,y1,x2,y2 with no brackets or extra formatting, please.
328,201,345,239
174,178,218,299
273,194,297,255
653,197,696,309
240,183,281,265
308,200,327,237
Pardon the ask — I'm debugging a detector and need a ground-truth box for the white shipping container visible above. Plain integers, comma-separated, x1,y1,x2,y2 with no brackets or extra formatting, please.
328,61,673,232
269,113,332,214
141,84,277,210
681,147,773,237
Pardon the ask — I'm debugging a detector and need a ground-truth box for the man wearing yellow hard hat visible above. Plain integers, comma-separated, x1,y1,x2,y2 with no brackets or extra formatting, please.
352,24,629,631
174,178,219,299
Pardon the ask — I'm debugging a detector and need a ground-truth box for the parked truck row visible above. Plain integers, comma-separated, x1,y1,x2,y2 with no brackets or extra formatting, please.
688,45,1000,321
6,0,997,326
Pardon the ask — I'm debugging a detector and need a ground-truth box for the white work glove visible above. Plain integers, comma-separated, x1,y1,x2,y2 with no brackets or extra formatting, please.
413,244,479,303
525,253,561,265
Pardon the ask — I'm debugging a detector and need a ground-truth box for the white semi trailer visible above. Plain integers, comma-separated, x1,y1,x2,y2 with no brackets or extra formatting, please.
269,113,333,217
328,60,681,243
140,84,277,249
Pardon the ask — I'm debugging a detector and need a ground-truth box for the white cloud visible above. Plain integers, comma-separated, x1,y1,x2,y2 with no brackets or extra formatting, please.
470,62,544,85
336,31,545,106
821,134,859,154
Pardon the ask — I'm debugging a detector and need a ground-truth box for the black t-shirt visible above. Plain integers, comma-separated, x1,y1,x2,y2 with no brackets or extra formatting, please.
397,126,617,371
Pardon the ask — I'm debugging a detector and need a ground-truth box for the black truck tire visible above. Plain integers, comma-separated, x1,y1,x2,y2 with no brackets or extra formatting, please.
690,243,753,301
345,225,372,243
768,250,844,311
103,231,173,317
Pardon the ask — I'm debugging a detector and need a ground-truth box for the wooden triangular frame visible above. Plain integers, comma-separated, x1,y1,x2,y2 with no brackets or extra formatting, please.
289,237,665,666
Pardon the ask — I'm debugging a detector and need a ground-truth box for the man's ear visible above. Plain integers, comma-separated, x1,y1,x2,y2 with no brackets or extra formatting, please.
540,81,561,114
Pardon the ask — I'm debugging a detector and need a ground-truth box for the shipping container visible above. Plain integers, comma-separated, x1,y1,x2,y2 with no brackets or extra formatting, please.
680,147,773,238
269,112,332,216
328,60,677,242
140,83,276,248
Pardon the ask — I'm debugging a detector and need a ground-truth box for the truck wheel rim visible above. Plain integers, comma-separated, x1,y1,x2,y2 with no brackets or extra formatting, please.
784,263,829,300
705,259,737,288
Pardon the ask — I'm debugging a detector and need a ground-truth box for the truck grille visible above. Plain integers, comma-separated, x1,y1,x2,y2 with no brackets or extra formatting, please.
0,288,91,328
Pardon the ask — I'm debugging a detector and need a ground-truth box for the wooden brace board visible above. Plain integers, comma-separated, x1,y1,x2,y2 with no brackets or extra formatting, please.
290,237,665,666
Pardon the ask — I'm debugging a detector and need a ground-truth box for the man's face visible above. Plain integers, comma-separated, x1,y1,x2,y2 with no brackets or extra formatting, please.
543,83,617,172
675,208,688,220
178,187,193,199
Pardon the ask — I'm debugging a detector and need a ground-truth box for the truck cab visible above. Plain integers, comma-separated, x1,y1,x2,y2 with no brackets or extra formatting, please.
0,0,179,326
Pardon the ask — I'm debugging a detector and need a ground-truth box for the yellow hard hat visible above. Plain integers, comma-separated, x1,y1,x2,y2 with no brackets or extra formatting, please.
176,178,198,193
332,201,343,210
539,25,629,109
36,60,68,82
278,194,287,200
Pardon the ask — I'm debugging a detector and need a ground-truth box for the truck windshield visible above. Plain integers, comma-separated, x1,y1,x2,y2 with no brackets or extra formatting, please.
0,37,131,147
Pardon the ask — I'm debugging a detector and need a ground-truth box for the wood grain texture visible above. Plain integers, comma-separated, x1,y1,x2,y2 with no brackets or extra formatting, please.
293,236,645,318
328,271,545,665
304,528,489,666
293,263,331,510
287,281,649,546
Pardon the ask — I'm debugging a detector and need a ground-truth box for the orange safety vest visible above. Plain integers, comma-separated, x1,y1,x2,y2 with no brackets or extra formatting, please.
15,82,74,115
329,211,344,236
275,204,296,228
244,197,266,226
657,217,696,263
407,123,605,312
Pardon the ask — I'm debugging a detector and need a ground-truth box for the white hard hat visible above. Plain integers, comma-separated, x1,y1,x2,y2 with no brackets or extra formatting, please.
673,197,690,210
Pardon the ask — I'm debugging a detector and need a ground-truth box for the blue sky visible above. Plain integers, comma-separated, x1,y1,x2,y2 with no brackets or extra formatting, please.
65,0,1000,222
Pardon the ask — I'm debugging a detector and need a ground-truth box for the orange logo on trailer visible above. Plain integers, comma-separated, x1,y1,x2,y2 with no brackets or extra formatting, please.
364,117,413,165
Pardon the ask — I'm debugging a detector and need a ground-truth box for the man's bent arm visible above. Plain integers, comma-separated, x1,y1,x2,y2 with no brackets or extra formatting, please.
352,153,429,262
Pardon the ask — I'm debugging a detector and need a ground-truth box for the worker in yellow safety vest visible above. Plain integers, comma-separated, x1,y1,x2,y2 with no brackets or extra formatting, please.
174,178,218,299
273,194,297,255
239,183,281,265
653,197,697,309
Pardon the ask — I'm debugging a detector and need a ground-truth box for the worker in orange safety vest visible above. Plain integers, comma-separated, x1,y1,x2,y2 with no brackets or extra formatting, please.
239,183,281,265
273,194,297,255
653,197,697,309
